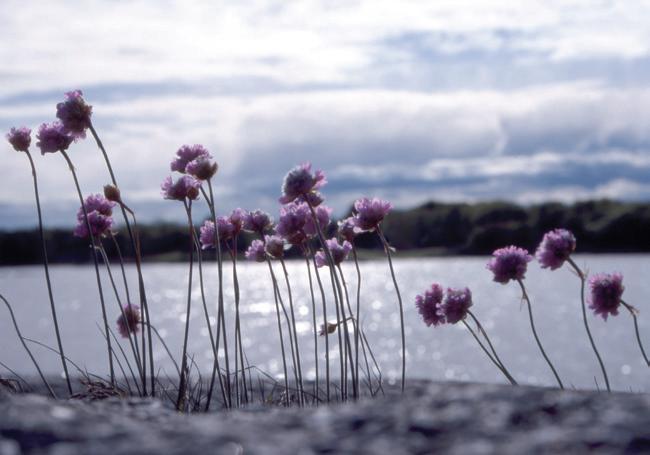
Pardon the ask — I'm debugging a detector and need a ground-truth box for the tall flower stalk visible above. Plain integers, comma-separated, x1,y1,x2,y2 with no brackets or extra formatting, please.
302,249,320,402
621,300,650,366
7,126,72,395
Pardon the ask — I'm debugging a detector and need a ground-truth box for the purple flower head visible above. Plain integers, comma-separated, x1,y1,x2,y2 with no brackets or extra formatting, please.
245,239,267,262
279,162,327,204
199,220,216,249
215,216,235,243
588,272,624,320
56,90,92,139
170,144,212,173
487,246,533,284
229,208,247,237
352,197,392,232
441,287,473,324
276,202,310,245
337,217,358,243
264,235,285,259
315,238,352,268
116,303,141,338
536,229,576,270
185,156,218,180
243,210,274,235
6,127,31,152
73,210,113,239
77,194,114,221
303,204,332,238
416,283,445,327
36,122,73,155
161,175,200,201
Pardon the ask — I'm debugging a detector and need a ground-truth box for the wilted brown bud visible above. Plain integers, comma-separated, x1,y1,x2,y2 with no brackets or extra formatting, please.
104,184,122,203
319,322,338,336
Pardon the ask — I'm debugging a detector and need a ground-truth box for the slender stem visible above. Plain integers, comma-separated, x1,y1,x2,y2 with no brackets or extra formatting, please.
96,242,144,385
0,294,56,398
192,232,228,410
146,323,181,377
376,226,406,393
467,310,517,385
206,179,232,408
303,252,320,403
24,151,72,395
176,200,195,410
516,279,563,389
308,246,330,402
336,264,360,399
621,300,650,366
106,326,140,396
60,150,115,385
280,257,305,405
462,319,513,385
109,233,131,305
265,259,290,406
231,240,249,404
567,258,610,392
351,246,362,396
90,123,153,395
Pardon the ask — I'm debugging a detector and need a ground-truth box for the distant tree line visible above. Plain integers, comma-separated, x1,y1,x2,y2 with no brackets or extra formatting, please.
1,199,649,265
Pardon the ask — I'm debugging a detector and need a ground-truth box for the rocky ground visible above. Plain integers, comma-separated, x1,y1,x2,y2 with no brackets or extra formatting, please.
0,380,649,454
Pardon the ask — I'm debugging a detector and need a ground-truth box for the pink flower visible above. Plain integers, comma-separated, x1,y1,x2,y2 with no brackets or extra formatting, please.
276,202,309,245
352,197,392,232
487,246,532,284
56,90,93,139
440,287,473,324
116,304,141,338
161,175,200,201
243,210,274,235
170,144,212,173
185,156,218,180
36,122,73,154
264,235,285,259
6,127,31,152
279,162,327,204
338,217,358,243
229,208,247,237
315,238,352,268
303,204,332,238
73,210,113,239
536,229,576,270
415,284,445,327
245,240,267,262
588,272,624,320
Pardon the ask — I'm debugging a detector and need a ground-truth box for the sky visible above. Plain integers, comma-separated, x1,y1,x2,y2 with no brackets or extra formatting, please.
2,0,650,228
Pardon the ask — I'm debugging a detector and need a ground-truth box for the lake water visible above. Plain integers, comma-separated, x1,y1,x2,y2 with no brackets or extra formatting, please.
1,255,649,392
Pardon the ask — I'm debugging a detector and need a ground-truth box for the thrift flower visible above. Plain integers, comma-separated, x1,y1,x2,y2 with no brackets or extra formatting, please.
588,273,624,320
116,304,141,338
315,238,352,268
243,210,273,235
56,90,93,139
276,203,309,245
415,283,445,327
36,122,73,154
245,240,267,262
229,208,247,237
161,175,200,201
487,246,533,284
279,162,326,204
6,127,31,152
303,204,332,237
536,229,576,270
199,221,216,249
264,235,285,259
338,217,358,243
73,210,113,238
301,191,324,207
185,156,218,180
170,144,212,173
77,194,114,219
352,197,392,232
441,287,473,324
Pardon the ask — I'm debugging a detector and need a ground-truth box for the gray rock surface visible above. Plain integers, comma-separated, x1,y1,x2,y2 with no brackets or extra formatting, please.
1,381,649,454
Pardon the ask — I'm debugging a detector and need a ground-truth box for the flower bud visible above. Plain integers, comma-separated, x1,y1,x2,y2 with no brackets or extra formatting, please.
103,184,122,203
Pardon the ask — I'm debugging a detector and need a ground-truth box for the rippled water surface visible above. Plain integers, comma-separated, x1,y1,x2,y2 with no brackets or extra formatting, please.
1,255,649,391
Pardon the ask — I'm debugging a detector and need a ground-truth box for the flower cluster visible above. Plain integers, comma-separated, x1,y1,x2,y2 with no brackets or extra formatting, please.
588,272,624,320
315,238,352,268
352,197,392,232
536,229,576,270
245,239,267,262
243,210,273,235
6,127,31,152
56,90,93,139
416,284,473,326
487,246,532,284
36,122,73,154
279,163,326,204
161,175,201,201
73,194,115,239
